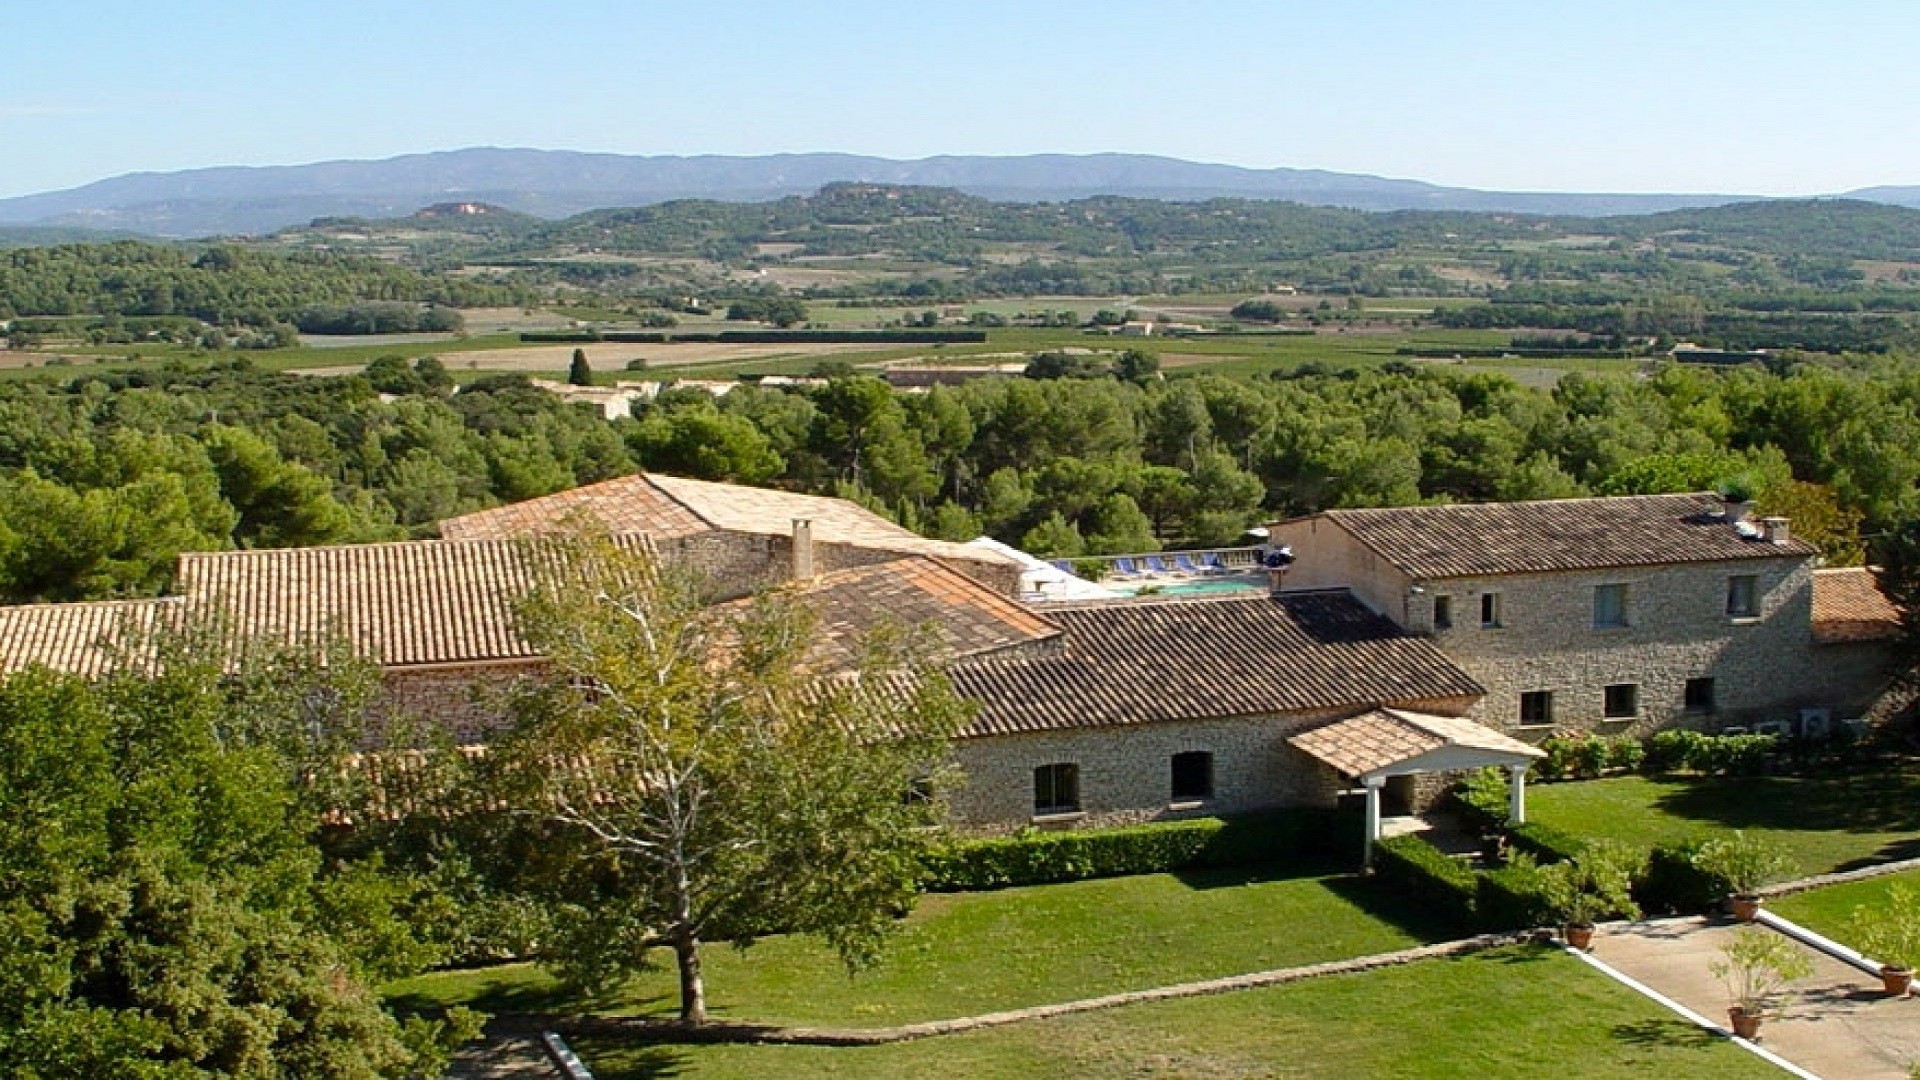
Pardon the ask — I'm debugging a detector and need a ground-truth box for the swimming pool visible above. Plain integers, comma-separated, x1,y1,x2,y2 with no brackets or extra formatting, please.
1105,576,1266,598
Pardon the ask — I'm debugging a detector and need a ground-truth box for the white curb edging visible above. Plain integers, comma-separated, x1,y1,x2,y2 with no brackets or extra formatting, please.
1565,945,1822,1080
541,1030,594,1080
1755,909,1889,980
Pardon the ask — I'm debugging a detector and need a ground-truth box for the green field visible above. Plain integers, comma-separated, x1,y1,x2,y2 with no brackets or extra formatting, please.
569,946,1776,1080
388,866,1447,1025
1526,772,1920,877
15,319,1644,386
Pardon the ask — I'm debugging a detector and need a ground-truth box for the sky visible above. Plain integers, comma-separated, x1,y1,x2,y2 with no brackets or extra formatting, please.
5,0,1919,200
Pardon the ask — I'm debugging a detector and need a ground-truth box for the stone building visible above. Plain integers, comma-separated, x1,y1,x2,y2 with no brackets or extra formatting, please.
1266,493,1900,737
0,482,1901,839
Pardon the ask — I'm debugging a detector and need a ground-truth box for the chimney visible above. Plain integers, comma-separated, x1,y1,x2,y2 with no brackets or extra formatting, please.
1760,516,1791,547
791,518,815,580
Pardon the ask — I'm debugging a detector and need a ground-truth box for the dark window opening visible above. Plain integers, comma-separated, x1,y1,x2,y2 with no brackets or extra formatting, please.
1434,595,1453,630
1604,683,1639,719
1033,762,1080,815
1684,677,1717,712
1727,575,1759,618
1481,593,1502,628
1520,690,1553,725
1171,751,1214,801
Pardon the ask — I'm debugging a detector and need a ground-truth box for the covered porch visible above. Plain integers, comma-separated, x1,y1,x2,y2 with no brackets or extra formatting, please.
1288,708,1546,869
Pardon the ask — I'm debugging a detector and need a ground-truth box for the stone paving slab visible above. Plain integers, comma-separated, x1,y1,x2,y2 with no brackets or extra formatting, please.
1589,916,1919,1080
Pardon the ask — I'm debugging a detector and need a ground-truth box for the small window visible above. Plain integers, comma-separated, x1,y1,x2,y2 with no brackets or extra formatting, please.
1033,763,1080,815
1594,583,1628,628
1603,683,1639,719
1727,575,1759,618
1480,592,1502,628
1519,690,1553,725
1433,595,1453,630
1170,751,1214,801
1684,677,1717,712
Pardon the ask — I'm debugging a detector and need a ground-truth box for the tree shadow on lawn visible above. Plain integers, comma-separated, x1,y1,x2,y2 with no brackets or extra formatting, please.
1651,771,1920,838
1168,855,1349,891
555,1036,690,1080
1609,1018,1718,1051
385,974,671,1020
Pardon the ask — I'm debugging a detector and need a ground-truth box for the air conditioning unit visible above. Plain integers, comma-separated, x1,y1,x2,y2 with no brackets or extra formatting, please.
1751,720,1791,737
1798,708,1833,739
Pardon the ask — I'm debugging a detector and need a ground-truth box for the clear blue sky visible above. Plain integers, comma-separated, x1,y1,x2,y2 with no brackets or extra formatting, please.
5,0,1917,199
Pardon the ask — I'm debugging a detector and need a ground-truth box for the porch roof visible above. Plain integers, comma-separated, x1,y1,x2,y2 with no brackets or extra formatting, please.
1289,708,1543,782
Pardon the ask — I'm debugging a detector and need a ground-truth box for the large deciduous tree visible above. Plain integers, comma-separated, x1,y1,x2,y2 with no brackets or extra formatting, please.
492,533,970,1022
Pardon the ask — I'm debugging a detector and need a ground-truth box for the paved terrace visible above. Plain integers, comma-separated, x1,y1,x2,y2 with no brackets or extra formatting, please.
1589,916,1919,1079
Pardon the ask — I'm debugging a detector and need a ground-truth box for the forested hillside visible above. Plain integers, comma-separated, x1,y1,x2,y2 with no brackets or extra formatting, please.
2,352,1910,603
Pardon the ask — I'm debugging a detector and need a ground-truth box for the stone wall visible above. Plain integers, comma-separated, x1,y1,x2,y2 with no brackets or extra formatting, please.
1265,516,1411,618
374,662,540,743
947,695,1479,831
1411,558,1881,734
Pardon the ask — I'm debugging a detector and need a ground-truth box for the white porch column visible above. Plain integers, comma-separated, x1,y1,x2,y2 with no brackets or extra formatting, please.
1507,763,1529,825
1362,775,1386,870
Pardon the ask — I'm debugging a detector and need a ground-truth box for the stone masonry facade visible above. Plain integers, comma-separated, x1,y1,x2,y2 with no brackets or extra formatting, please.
948,693,1479,832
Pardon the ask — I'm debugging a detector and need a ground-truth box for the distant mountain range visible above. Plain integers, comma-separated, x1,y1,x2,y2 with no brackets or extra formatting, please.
3,148,1918,239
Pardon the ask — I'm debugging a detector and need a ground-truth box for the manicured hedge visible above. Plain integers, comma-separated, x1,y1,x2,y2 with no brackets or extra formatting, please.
1476,861,1553,931
1372,835,1478,929
1508,821,1589,865
922,808,1357,892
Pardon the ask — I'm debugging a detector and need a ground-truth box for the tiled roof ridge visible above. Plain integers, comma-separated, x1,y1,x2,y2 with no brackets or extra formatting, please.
1323,490,1720,518
0,594,187,613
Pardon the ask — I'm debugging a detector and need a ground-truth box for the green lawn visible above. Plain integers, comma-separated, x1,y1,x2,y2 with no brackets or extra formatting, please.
572,945,1780,1080
1770,868,1920,948
1527,772,1920,877
388,866,1448,1027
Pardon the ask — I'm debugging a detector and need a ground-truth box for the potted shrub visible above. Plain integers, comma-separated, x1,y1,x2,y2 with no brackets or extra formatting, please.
1692,832,1793,921
1711,926,1814,1041
1851,883,1919,998
1538,843,1641,950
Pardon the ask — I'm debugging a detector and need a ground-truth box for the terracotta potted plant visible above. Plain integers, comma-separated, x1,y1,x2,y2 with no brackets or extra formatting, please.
1539,844,1641,951
1712,926,1813,1041
1851,883,1919,998
1693,832,1793,921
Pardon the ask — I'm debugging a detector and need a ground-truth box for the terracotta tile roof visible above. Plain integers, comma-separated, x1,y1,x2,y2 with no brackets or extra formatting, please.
1289,708,1542,780
947,591,1482,737
438,472,1016,572
724,558,1062,668
1812,567,1903,643
1289,493,1818,579
170,537,624,668
0,597,183,677
440,474,711,540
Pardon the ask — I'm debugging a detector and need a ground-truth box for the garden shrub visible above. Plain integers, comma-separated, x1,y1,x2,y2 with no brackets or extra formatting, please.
1605,736,1646,773
1451,767,1511,831
1635,838,1732,914
922,808,1356,892
1644,729,1706,774
1373,835,1477,929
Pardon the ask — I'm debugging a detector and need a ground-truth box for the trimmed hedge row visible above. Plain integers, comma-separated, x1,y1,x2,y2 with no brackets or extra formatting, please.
1508,821,1588,865
922,808,1357,892
1373,835,1480,927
